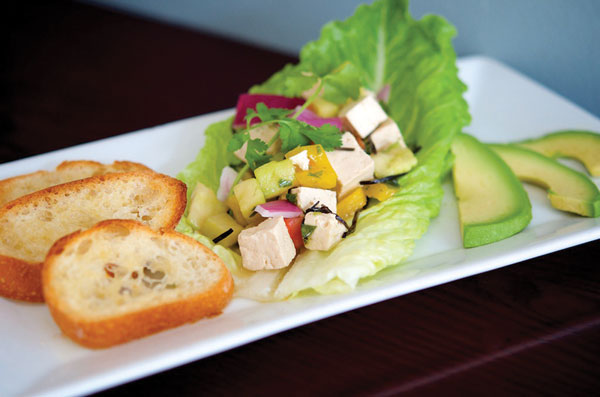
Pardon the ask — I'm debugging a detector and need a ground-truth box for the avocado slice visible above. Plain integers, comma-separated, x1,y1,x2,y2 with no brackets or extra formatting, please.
451,133,532,248
489,144,600,217
516,130,600,176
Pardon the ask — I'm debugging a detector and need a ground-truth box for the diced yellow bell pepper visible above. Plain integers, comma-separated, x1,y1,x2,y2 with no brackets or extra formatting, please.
337,187,367,222
364,183,397,202
286,145,337,189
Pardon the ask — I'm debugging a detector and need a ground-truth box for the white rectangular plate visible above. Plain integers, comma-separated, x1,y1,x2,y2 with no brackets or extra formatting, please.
1,56,599,397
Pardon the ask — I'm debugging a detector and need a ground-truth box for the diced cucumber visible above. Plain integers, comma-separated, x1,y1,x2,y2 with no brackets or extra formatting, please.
200,213,243,247
188,182,227,229
233,178,266,222
254,159,297,199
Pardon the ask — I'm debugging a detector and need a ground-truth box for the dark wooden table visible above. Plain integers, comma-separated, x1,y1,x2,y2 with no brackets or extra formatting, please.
4,1,600,395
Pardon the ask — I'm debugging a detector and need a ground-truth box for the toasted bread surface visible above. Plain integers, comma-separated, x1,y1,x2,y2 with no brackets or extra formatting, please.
0,256,43,302
0,160,151,207
43,220,233,348
0,171,186,302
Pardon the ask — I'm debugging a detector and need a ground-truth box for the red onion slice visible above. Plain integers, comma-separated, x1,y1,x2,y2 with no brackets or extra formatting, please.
233,94,305,129
255,200,303,218
377,84,391,103
295,107,343,130
217,166,238,202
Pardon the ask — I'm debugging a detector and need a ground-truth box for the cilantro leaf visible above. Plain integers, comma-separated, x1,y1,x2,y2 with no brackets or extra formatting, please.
245,138,271,169
227,130,249,152
301,224,317,241
279,121,310,153
227,101,342,170
247,103,292,125
299,122,343,151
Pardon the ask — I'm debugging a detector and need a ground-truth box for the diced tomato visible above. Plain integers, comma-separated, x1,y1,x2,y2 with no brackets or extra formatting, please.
284,216,304,250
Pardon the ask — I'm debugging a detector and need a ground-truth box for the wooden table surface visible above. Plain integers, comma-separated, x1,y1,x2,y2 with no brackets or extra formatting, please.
4,1,600,395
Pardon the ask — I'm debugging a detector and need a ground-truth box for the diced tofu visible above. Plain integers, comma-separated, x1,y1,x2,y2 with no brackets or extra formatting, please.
340,95,388,138
303,212,347,251
339,130,362,149
290,187,337,213
326,132,374,198
234,124,281,162
238,216,297,271
359,87,376,97
369,119,404,152
289,150,310,171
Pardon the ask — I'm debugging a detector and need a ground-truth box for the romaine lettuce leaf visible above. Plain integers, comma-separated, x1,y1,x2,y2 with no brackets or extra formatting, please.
251,61,362,105
177,117,237,202
175,216,242,274
177,0,470,300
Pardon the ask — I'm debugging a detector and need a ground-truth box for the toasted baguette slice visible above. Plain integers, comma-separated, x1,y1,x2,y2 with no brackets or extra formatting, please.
0,160,152,207
0,171,186,302
43,219,233,348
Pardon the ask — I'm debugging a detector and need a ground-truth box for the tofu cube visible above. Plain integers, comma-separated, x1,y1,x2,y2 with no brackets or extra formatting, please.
303,212,347,251
288,149,310,171
338,130,362,150
369,119,405,152
326,132,374,198
238,216,296,271
341,95,388,138
290,187,337,213
234,124,281,162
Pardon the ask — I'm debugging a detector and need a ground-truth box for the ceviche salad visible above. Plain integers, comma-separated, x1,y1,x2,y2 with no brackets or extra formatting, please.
176,0,470,301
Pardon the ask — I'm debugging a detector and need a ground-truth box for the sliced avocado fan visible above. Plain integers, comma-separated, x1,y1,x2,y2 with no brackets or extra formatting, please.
516,130,600,177
451,133,532,248
489,144,600,218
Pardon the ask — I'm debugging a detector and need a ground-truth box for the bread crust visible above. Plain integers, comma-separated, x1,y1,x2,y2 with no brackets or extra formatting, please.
0,160,152,207
0,256,43,302
42,220,234,348
0,171,186,302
